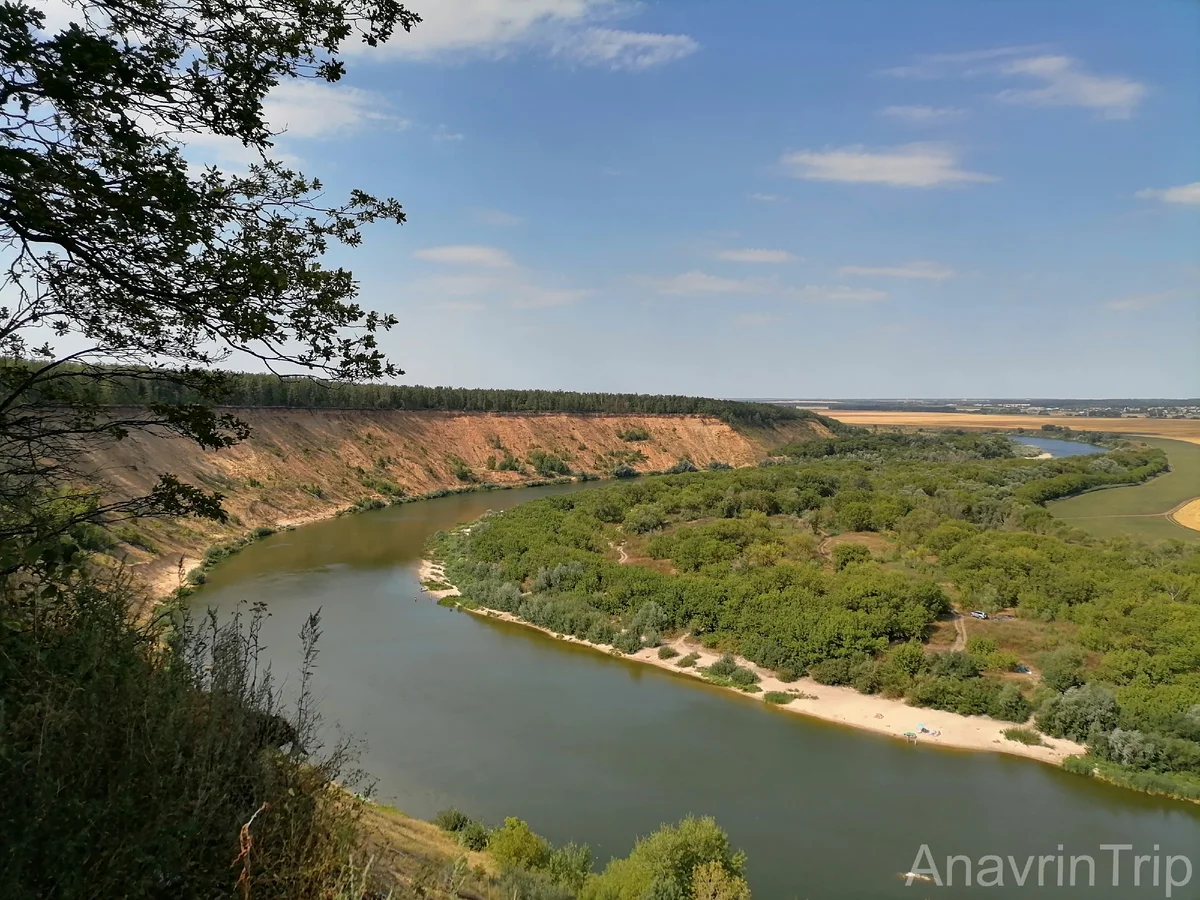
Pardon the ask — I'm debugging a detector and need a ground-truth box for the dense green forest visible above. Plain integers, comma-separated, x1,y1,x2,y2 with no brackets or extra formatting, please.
13,361,841,430
431,432,1200,799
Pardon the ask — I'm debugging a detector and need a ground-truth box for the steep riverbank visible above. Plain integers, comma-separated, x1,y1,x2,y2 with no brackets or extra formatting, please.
417,560,1083,766
96,408,831,591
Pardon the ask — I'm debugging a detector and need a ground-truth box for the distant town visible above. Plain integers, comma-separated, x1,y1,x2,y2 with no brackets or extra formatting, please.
755,399,1200,419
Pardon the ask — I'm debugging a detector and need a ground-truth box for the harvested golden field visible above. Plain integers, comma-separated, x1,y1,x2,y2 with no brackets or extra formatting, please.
1171,498,1200,533
821,410,1200,444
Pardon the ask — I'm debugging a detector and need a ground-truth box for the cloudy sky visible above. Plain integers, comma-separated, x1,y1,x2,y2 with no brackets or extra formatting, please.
194,0,1198,398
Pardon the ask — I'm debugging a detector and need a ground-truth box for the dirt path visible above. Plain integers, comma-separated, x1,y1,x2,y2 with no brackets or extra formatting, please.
1067,497,1200,522
950,611,967,652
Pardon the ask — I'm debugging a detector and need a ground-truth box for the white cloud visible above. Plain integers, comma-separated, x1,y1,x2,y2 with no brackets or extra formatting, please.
880,105,967,123
879,45,1049,79
472,208,525,226
555,27,698,70
996,55,1146,119
716,249,797,264
881,47,1145,120
655,271,771,296
368,0,697,70
840,260,955,280
748,192,785,202
1105,291,1175,312
413,245,588,309
1136,182,1200,206
788,285,888,304
781,143,996,188
432,127,466,142
413,245,516,267
263,81,403,138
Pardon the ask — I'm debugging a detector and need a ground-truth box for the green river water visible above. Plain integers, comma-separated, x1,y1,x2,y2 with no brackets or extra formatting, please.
197,483,1200,899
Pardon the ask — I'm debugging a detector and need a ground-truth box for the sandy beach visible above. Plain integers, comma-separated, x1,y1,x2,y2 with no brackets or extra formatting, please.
417,560,1083,765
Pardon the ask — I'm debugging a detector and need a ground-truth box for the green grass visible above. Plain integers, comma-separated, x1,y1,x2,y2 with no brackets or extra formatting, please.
1049,438,1200,543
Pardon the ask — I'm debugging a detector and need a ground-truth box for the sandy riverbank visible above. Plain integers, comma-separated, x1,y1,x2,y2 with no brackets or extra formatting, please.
416,560,1083,765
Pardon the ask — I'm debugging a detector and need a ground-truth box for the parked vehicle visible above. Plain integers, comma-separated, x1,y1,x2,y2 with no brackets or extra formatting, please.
970,610,988,620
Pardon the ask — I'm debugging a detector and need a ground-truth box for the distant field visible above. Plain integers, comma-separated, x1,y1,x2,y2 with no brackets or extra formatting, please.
821,410,1200,445
1048,438,1200,543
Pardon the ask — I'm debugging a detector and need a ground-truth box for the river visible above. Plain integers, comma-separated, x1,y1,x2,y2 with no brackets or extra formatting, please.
1002,435,1106,458
196,483,1200,898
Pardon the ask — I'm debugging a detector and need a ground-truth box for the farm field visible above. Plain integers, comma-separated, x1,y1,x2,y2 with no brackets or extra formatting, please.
1049,438,1200,542
821,410,1200,445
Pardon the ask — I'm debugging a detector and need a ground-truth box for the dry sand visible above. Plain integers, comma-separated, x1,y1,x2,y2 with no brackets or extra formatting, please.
417,560,1083,765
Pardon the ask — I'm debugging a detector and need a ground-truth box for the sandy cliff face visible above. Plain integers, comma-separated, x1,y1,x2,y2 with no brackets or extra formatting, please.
86,409,831,587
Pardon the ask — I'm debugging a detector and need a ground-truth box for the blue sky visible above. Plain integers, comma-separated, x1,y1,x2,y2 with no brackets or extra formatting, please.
200,0,1199,398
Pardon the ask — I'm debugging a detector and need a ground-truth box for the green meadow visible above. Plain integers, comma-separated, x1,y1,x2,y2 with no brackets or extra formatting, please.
1050,438,1200,543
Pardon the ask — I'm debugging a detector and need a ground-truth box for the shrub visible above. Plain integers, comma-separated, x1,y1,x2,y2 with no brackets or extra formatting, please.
809,658,852,686
617,426,651,442
528,450,571,477
833,543,872,570
658,645,680,660
775,666,799,683
708,654,739,678
488,817,552,871
546,842,594,893
1036,685,1119,742
612,630,644,654
611,463,639,478
0,582,363,900
966,636,997,656
458,820,490,851
667,457,698,474
729,666,760,688
707,460,732,470
676,652,700,668
764,691,794,705
1003,726,1046,746
435,807,472,832
1040,647,1086,693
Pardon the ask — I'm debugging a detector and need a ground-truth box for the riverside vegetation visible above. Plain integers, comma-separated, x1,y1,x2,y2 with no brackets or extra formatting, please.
0,0,760,892
430,432,1200,801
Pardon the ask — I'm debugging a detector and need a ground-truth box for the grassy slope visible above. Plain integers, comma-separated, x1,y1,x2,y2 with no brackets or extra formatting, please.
1049,438,1200,543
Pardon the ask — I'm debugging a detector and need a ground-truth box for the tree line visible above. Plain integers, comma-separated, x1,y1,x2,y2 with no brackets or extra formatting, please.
11,361,844,429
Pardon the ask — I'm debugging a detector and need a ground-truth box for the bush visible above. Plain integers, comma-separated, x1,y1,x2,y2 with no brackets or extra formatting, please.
833,543,872,570
708,654,739,678
435,807,473,832
763,691,794,705
458,820,490,851
729,666,760,688
707,460,732,470
0,581,363,900
546,842,594,893
617,426,651,442
676,652,700,668
611,463,639,478
1036,685,1120,743
612,630,644,654
1004,726,1046,746
658,645,680,660
667,457,698,474
488,817,552,871
809,658,852,685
